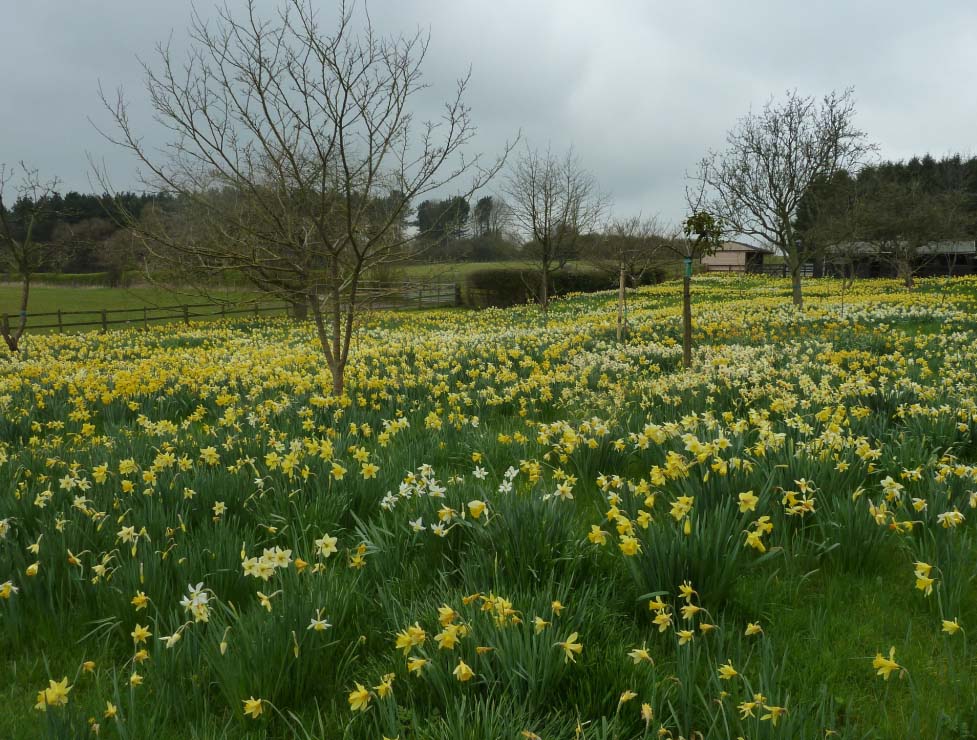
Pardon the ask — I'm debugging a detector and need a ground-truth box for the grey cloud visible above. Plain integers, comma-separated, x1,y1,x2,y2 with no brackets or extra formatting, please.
2,0,975,226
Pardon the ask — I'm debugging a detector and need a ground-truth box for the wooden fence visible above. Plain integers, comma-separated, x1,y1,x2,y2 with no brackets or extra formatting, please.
3,282,458,334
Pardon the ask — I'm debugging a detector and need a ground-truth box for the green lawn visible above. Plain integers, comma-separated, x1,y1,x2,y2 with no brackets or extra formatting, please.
0,285,274,331
0,265,592,332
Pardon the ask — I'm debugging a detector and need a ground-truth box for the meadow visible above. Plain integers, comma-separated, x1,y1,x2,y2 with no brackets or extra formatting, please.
1,274,977,739
0,262,590,320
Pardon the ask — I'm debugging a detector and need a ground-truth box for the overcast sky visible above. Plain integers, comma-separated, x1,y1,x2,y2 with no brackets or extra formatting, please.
2,0,975,225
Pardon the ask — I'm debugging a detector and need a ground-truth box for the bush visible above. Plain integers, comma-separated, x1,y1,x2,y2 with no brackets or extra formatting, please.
462,267,665,307
462,268,607,307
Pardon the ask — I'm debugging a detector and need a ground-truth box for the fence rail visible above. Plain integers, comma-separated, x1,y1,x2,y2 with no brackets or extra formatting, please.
704,265,749,273
745,264,815,277
2,282,458,335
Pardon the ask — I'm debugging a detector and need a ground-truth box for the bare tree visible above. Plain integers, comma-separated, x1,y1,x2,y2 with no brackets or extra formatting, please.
503,145,606,317
584,215,671,342
95,0,508,395
692,89,875,308
0,163,62,352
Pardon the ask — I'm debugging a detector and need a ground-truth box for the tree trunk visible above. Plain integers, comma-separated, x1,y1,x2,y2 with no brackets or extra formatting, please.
1,273,30,353
617,264,626,343
898,258,915,289
330,258,345,394
539,267,549,318
310,292,346,398
682,273,692,369
331,360,345,396
790,267,803,308
1,314,14,352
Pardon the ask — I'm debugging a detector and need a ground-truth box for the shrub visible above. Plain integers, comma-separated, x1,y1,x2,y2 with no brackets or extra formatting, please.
463,267,650,307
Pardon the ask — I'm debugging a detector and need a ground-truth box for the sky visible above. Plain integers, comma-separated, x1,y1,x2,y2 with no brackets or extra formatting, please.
2,0,976,226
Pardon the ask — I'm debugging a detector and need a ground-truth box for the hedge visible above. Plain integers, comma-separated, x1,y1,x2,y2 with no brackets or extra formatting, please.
462,266,665,307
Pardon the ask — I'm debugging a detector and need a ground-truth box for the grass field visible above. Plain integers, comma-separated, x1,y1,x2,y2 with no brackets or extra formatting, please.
0,285,275,332
0,263,589,332
2,274,977,739
1,262,597,307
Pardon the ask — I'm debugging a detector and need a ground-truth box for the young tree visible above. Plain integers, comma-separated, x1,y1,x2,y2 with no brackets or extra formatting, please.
693,89,874,308
584,215,671,342
96,0,507,395
676,211,722,368
663,184,723,369
503,146,606,317
0,163,63,352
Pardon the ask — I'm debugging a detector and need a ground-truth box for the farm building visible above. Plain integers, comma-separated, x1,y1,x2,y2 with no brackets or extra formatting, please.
823,240,977,278
699,241,774,272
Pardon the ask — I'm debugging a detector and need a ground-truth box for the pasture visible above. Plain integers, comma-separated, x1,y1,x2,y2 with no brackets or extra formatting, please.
2,275,977,739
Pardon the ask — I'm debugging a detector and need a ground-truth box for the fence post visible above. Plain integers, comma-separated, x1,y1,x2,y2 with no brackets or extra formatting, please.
254,303,260,319
57,309,63,333
101,309,108,332
183,305,190,326
221,304,226,320
143,307,148,329
417,285,423,309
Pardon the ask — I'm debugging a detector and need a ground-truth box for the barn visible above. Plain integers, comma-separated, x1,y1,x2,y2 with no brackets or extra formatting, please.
698,241,774,272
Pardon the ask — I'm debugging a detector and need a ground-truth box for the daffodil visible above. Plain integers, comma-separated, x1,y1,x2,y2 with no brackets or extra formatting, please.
348,683,371,711
34,677,71,711
453,659,475,682
556,632,583,663
131,623,152,645
942,618,962,635
717,660,738,680
738,490,759,512
375,673,395,698
618,690,637,706
653,610,672,633
242,697,264,719
872,646,901,680
761,705,787,725
395,623,427,655
628,645,653,664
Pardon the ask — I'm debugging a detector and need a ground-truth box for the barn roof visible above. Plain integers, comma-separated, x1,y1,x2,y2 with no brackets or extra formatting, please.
827,240,976,256
717,241,775,254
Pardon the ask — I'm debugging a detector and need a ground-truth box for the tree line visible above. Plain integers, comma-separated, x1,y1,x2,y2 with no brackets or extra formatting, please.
0,175,166,280
798,154,977,287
